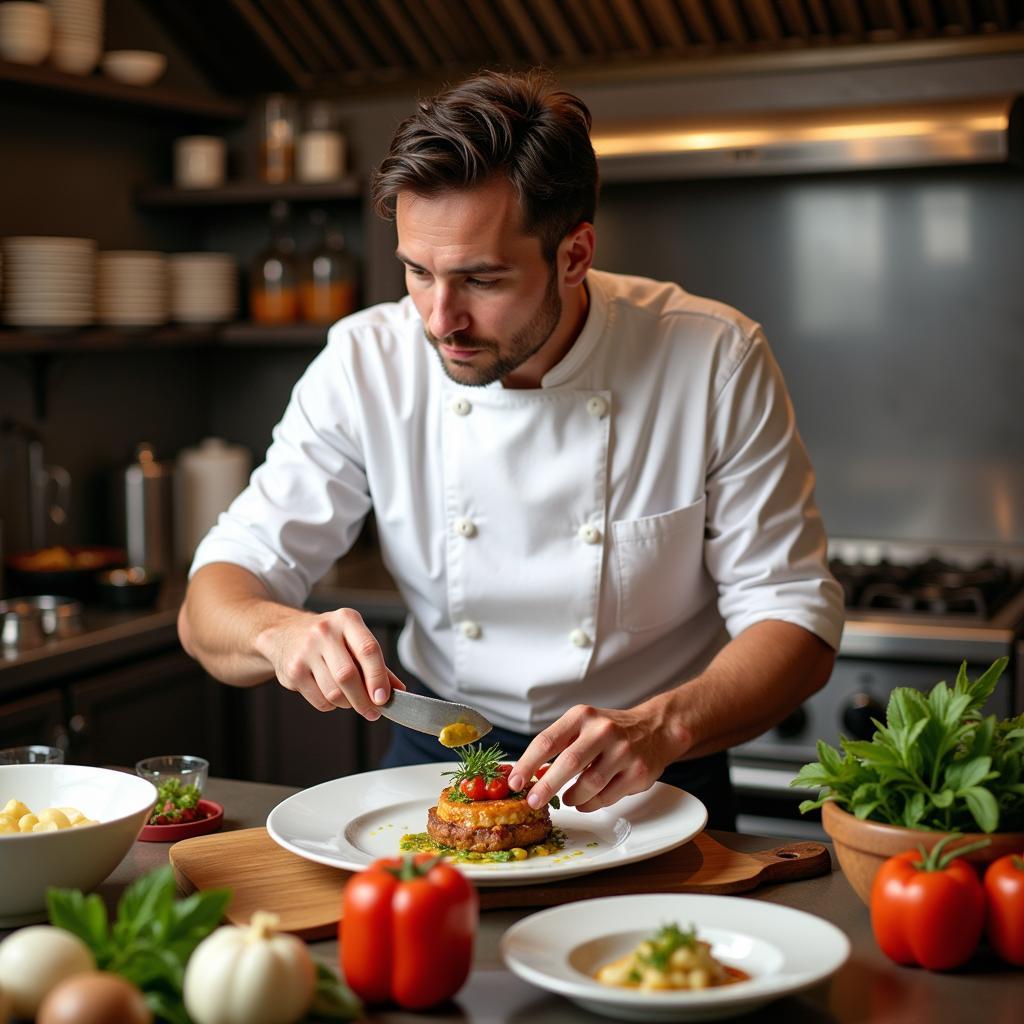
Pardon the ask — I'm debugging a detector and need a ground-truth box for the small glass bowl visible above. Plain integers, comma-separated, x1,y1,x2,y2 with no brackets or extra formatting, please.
135,754,209,795
0,744,65,765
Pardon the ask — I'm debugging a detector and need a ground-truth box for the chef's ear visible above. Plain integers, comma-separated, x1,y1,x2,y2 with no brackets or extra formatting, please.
559,222,595,287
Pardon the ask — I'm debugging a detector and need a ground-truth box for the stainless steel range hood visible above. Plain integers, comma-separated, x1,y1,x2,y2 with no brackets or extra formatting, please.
592,95,1023,181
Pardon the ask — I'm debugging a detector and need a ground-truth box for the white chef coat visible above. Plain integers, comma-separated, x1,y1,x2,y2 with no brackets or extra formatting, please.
191,269,844,734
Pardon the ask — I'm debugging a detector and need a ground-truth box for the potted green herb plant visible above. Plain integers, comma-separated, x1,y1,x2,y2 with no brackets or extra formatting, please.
792,657,1024,904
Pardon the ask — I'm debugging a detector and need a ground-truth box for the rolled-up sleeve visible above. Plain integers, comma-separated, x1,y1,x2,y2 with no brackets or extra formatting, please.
189,337,372,608
703,329,844,650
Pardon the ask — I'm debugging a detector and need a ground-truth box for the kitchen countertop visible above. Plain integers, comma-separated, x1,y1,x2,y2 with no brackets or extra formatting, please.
0,550,405,696
85,776,1023,1024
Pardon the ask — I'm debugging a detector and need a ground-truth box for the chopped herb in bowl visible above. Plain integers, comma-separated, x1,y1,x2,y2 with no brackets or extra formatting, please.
148,778,207,826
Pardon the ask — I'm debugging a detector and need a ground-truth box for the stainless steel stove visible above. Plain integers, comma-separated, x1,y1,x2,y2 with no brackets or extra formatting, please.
730,538,1024,838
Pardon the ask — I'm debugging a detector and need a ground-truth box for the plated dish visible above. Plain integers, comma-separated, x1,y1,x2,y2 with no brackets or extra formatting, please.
500,893,850,1022
266,763,707,886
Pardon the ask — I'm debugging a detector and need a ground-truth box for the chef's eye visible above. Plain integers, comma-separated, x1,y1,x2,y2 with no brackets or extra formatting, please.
466,277,498,289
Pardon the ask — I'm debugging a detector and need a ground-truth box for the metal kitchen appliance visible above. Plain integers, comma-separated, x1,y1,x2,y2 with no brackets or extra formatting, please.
730,537,1024,839
117,442,175,575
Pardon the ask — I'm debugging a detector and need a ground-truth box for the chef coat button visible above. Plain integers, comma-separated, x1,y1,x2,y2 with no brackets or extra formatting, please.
578,524,602,545
450,397,472,416
460,620,482,640
569,628,591,648
586,396,608,419
455,517,477,538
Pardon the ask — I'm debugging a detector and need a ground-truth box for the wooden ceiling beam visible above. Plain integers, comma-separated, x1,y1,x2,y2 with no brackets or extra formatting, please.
227,0,313,88
906,0,938,33
528,0,584,62
640,0,690,50
611,0,655,52
710,0,750,44
587,0,630,52
805,0,834,35
778,0,813,38
497,0,550,63
430,0,494,64
263,0,338,72
563,0,611,55
376,0,438,70
306,0,376,71
404,2,461,64
345,0,407,69
831,0,867,37
466,0,522,64
744,0,784,41
879,0,908,34
678,0,719,44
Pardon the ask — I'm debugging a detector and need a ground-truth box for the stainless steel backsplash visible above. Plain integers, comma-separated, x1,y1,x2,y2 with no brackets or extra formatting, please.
595,166,1024,545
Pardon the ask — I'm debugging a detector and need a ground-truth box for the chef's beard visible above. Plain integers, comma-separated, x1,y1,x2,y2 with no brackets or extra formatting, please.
424,268,562,387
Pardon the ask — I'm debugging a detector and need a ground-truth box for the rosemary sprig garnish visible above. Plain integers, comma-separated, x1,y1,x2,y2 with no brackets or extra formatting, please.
441,742,507,787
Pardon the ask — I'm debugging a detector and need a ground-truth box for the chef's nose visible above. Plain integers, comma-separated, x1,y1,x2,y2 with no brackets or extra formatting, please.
428,286,469,340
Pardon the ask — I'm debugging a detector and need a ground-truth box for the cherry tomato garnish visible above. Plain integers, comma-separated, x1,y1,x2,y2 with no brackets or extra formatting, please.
459,776,486,801
497,763,513,776
535,763,551,779
484,776,510,800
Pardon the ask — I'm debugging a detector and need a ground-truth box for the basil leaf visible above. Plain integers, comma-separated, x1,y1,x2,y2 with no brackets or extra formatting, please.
46,888,110,957
963,786,999,833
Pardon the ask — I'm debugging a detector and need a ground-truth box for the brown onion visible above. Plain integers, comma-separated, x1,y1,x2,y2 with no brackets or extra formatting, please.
37,971,152,1024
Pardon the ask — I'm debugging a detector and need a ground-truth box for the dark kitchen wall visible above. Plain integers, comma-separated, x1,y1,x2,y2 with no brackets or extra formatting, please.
595,166,1024,546
569,54,1024,547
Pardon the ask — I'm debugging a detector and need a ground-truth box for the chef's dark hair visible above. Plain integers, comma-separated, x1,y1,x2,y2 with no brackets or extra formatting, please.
371,69,598,263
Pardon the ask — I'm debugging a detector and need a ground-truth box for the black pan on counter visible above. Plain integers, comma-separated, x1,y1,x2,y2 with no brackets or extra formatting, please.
5,546,126,601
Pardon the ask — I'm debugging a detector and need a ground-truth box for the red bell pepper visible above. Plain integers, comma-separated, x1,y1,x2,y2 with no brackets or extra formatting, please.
870,834,988,971
340,852,478,1009
984,853,1024,966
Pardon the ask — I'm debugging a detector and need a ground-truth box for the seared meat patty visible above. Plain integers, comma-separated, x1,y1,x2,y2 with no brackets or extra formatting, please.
426,804,552,852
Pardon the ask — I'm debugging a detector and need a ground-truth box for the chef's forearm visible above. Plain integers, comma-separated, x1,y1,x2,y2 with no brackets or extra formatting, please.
656,620,836,762
178,562,312,686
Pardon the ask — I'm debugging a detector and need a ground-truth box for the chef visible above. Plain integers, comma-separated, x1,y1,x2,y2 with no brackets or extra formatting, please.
178,70,844,828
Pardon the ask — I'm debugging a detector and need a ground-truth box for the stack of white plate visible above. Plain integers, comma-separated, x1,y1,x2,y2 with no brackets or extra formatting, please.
97,251,167,327
169,253,237,324
2,236,96,327
45,0,104,75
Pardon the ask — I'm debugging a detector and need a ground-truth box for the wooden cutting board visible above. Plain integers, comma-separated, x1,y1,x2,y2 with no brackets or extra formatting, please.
169,828,831,940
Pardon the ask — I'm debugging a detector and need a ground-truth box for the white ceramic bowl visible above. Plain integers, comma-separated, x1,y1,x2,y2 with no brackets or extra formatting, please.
0,1,52,64
100,49,166,86
0,764,157,926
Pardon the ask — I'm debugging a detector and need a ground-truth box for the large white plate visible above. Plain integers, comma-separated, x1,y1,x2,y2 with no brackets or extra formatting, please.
266,763,707,887
501,893,850,1021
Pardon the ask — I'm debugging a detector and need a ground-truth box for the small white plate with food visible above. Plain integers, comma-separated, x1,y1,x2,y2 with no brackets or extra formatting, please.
266,753,707,886
500,893,850,1021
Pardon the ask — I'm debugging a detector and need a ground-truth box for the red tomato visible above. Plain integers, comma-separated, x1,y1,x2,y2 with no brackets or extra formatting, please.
535,763,551,779
984,853,1024,966
497,763,513,777
459,775,486,801
341,852,478,1009
870,836,987,971
484,776,510,800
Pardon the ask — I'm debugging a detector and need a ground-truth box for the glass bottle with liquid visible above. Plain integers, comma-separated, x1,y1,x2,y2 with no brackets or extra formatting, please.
251,201,299,325
260,94,297,184
299,209,358,323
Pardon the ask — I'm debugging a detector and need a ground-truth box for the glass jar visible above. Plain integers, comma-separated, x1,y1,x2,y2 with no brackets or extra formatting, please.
260,94,297,184
251,201,299,324
299,209,358,323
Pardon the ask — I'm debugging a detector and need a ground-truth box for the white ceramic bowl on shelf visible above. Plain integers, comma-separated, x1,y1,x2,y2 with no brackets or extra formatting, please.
101,49,166,86
0,1,52,65
0,764,157,926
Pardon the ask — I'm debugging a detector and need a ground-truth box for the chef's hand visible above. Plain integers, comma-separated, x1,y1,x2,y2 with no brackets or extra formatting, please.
507,698,686,812
254,607,406,720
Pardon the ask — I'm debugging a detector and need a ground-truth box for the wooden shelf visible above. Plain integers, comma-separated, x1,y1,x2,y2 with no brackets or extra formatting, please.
136,178,362,208
218,322,329,346
0,58,244,121
0,323,328,355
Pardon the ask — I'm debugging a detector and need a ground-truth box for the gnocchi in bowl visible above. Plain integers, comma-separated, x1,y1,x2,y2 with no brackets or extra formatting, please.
0,764,157,927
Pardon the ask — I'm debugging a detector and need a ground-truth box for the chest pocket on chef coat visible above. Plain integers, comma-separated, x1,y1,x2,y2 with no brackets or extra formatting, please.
611,495,708,633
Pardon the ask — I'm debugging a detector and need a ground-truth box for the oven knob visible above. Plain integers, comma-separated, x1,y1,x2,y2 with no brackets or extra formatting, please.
842,693,885,739
775,705,807,738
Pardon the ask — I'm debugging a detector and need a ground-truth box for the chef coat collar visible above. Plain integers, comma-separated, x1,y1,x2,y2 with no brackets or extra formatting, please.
432,272,609,393
538,273,608,389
